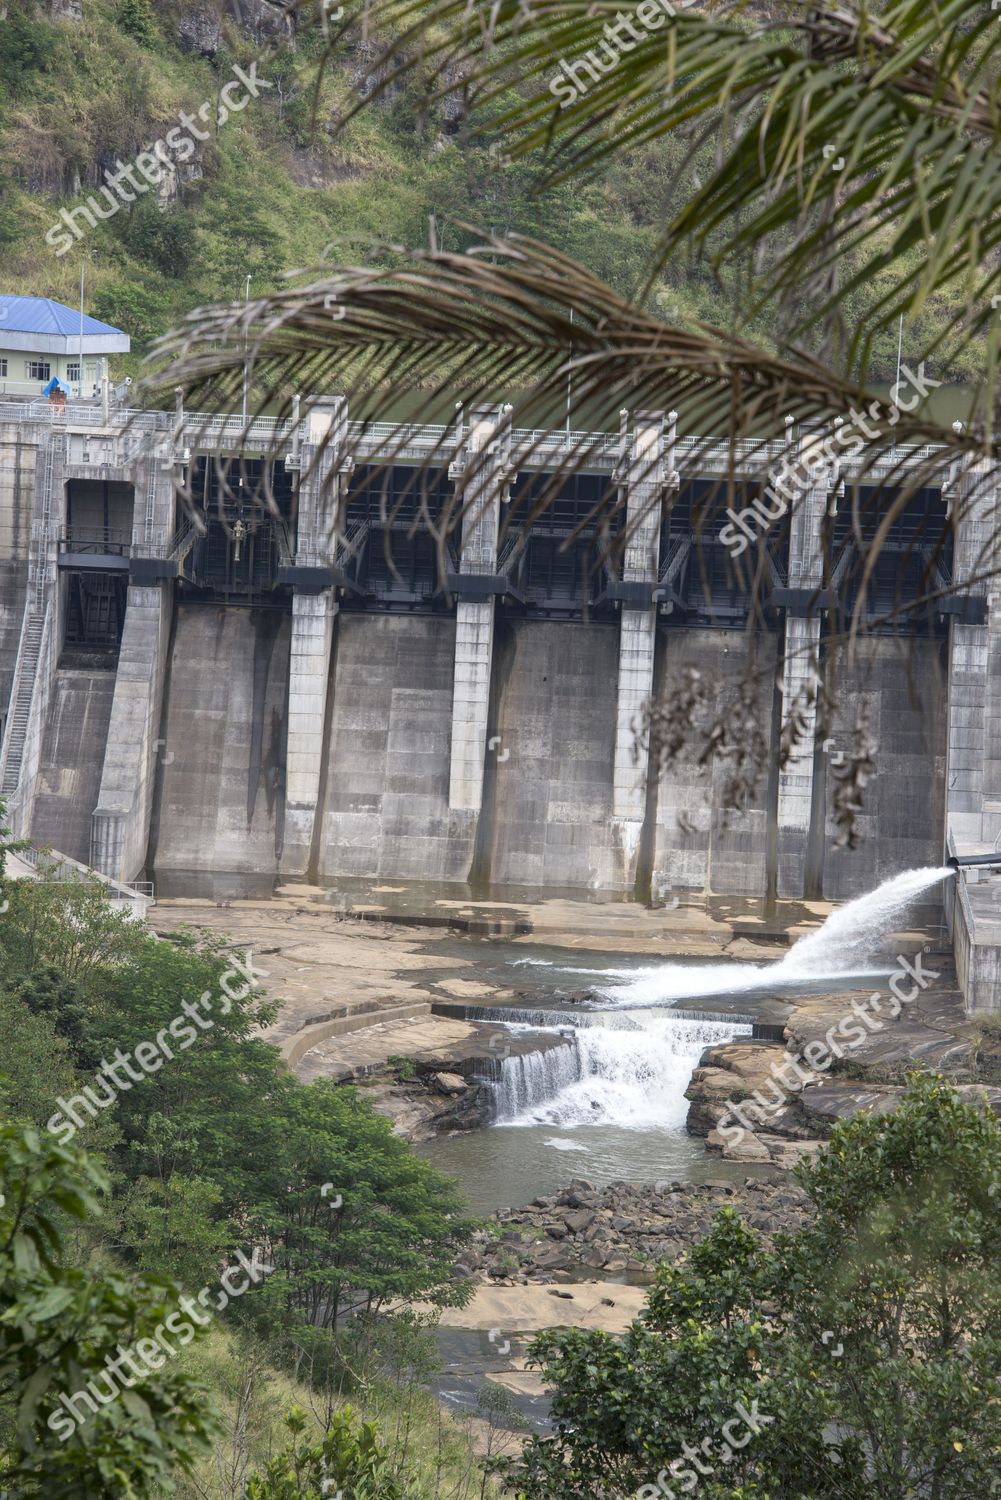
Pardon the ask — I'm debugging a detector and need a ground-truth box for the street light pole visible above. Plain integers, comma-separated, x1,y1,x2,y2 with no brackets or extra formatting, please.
78,260,85,400
241,274,252,425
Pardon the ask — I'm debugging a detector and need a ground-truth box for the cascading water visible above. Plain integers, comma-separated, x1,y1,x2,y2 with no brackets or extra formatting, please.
773,865,952,977
425,866,954,1207
492,1013,751,1129
597,865,954,1010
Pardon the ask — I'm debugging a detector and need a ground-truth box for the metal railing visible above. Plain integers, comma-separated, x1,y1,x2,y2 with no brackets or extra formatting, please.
15,844,153,906
59,527,132,556
0,399,955,476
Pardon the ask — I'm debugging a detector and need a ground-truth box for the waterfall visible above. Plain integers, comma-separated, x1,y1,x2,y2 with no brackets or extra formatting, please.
492,1013,751,1129
598,865,952,1010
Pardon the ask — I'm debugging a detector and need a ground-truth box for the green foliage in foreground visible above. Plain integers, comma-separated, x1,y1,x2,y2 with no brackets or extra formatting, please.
0,1122,217,1499
502,1074,1001,1500
244,1404,403,1500
0,828,481,1494
0,871,475,1347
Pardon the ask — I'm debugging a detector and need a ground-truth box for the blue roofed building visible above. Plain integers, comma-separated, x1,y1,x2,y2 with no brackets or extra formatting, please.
0,295,129,398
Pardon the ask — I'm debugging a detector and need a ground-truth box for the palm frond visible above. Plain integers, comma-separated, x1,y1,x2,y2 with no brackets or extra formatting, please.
146,230,985,616
301,0,1001,384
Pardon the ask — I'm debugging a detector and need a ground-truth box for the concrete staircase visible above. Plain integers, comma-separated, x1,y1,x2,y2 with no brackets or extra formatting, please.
0,610,44,796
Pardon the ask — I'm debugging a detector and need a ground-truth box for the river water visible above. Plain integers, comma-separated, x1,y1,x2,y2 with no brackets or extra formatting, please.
419,867,953,1213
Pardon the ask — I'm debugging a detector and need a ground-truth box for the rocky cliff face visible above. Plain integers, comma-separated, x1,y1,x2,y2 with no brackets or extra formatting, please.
177,0,294,56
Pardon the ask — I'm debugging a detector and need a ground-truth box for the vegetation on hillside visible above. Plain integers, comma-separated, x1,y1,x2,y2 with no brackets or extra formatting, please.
0,0,982,387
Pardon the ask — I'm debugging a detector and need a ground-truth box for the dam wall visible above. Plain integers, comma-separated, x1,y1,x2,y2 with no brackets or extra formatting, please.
485,618,621,892
820,636,947,896
91,583,173,883
0,396,991,961
651,628,779,900
29,661,118,863
0,420,33,717
148,605,290,878
316,612,475,882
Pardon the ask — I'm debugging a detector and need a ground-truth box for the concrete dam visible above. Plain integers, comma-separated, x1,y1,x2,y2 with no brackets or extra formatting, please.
0,395,998,1006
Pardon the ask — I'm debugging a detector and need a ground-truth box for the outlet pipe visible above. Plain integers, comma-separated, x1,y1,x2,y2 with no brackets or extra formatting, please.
946,854,1001,870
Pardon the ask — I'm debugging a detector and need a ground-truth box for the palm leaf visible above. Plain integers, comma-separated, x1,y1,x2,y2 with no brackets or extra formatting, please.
302,0,1001,385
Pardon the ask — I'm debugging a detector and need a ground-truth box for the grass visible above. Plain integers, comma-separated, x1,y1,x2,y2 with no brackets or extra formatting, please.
162,1322,502,1500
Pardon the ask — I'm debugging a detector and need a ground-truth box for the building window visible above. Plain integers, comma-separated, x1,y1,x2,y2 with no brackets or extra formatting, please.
0,358,7,378
67,363,80,382
27,360,51,381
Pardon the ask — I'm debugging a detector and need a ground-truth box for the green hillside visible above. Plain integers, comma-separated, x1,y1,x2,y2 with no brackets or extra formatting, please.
0,0,980,387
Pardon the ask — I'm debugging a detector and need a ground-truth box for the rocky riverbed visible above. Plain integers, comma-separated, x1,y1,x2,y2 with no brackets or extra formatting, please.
684,962,1001,1166
465,1175,812,1284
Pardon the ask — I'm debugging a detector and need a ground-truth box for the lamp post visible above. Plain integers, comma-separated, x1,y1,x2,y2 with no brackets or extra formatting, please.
78,250,96,399
241,274,252,425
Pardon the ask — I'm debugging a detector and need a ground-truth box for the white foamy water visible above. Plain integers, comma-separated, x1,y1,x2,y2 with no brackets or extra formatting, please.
775,865,952,975
481,864,950,1173
596,865,953,1010
494,1013,750,1130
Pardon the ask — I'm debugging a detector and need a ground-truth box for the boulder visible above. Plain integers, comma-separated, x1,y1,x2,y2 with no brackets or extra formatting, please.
432,1072,467,1096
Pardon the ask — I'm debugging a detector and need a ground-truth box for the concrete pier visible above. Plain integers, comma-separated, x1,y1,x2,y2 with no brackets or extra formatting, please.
281,399,347,876
448,406,505,815
91,450,175,881
612,413,664,886
776,433,830,896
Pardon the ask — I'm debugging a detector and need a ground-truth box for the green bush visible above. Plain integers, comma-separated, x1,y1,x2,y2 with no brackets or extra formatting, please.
117,198,196,279
116,0,158,48
0,3,55,98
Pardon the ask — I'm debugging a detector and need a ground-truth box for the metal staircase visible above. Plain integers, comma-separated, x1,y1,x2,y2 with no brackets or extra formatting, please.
0,609,45,795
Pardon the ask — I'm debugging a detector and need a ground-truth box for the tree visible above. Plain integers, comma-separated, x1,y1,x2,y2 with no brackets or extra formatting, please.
499,1075,1001,1499
243,1404,404,1500
240,1079,476,1341
1,884,475,1328
115,0,158,49
0,987,86,1133
0,1122,218,1499
0,2,56,98
0,868,147,988
117,199,196,279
